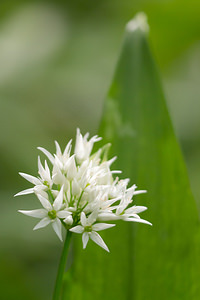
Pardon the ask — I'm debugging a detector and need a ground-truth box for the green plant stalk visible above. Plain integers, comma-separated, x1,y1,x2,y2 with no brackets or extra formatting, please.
53,230,72,300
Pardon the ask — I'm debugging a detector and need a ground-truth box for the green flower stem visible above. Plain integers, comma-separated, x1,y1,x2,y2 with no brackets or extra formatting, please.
77,190,84,209
53,230,72,300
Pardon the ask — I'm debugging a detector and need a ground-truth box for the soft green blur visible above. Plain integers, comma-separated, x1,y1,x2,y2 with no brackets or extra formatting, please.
1,1,200,299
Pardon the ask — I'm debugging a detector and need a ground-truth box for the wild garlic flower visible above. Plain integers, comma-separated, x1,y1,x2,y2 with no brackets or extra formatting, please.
16,129,151,252
70,211,115,252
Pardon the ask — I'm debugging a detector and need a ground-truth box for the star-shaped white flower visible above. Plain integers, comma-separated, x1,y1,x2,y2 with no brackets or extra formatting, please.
75,128,102,164
115,186,152,225
120,205,151,225
15,157,53,197
18,186,71,240
38,139,72,167
70,211,115,252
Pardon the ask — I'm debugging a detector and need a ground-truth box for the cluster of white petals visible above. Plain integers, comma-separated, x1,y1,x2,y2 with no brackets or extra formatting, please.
16,129,151,252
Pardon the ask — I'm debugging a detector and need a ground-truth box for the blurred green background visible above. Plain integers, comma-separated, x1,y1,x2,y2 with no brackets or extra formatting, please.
1,1,200,299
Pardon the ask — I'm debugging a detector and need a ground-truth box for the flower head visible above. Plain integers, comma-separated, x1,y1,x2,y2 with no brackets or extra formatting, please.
16,128,151,251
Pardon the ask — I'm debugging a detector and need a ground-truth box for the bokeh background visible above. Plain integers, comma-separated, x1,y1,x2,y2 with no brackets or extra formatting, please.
1,1,200,299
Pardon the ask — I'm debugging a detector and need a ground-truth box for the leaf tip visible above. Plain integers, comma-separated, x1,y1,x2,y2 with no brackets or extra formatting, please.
126,12,149,34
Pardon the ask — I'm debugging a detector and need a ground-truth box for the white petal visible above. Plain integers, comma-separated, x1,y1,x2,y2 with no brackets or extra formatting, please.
107,156,117,166
75,129,85,163
72,178,81,196
63,139,72,156
38,158,51,184
66,155,77,181
92,223,116,231
80,212,87,227
101,198,120,208
70,225,84,234
90,134,102,143
82,232,89,249
52,218,63,241
124,217,152,225
44,160,51,180
33,217,51,230
53,186,64,211
133,190,147,195
126,184,137,193
111,170,122,174
57,210,71,218
37,147,54,164
19,172,41,185
88,210,98,225
97,213,120,221
14,188,34,197
52,167,65,185
18,209,47,218
54,155,63,170
83,132,89,139
34,187,48,197
37,194,52,211
38,156,45,179
125,206,147,214
64,215,73,225
51,189,59,198
90,231,109,252
55,141,62,156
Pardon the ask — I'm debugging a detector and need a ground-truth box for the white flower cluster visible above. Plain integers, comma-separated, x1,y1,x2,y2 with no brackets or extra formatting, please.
16,129,151,252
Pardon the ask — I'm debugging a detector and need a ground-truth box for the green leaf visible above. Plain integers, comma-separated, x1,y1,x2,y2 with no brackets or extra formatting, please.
66,13,200,299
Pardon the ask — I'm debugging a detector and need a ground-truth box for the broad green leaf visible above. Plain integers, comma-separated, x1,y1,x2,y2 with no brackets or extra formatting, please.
66,13,200,300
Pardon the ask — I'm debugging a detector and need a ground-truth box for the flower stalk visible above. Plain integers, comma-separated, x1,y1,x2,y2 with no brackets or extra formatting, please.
53,230,72,300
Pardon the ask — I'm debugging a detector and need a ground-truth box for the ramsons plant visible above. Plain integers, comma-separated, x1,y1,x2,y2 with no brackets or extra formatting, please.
14,10,200,300
16,128,151,299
